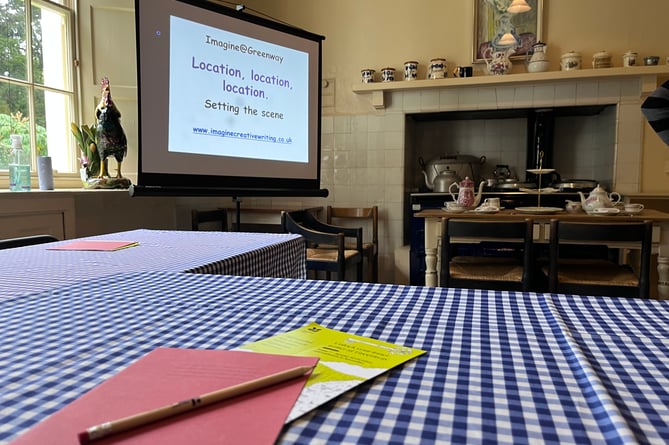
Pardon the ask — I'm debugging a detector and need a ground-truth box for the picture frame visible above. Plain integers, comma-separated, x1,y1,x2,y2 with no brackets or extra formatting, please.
473,0,543,63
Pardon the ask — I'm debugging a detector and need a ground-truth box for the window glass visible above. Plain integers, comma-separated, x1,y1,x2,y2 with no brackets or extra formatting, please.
0,0,76,174
0,0,28,82
0,83,31,169
32,3,71,91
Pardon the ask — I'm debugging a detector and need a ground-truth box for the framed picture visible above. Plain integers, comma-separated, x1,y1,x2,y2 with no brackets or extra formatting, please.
473,0,543,63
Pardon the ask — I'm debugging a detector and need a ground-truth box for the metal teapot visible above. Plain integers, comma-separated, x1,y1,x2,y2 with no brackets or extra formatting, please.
577,184,621,212
424,166,460,192
449,176,485,208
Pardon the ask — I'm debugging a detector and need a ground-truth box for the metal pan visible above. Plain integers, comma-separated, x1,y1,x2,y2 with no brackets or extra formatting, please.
494,179,536,190
554,179,598,191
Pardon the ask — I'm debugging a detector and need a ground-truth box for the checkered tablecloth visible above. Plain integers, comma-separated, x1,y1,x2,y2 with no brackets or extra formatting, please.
1,272,668,444
0,229,305,298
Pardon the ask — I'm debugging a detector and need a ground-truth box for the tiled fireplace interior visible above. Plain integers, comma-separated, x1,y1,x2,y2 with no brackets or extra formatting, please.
407,104,617,190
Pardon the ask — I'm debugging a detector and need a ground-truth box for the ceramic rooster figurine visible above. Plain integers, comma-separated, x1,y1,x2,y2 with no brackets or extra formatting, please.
95,76,127,178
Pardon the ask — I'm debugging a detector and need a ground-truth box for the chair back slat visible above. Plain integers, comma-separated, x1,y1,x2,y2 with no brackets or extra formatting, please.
281,210,362,281
0,235,59,250
326,206,379,282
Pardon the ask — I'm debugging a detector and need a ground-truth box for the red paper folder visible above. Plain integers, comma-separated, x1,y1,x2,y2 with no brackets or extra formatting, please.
10,348,318,445
47,240,139,251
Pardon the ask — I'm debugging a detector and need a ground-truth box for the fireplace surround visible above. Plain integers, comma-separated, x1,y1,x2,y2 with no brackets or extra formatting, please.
346,66,669,282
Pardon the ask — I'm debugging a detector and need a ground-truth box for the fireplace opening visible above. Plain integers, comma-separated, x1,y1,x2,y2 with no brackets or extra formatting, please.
405,104,617,193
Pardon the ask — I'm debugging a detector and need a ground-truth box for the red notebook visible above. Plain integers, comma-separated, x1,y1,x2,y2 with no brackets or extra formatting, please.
10,348,318,445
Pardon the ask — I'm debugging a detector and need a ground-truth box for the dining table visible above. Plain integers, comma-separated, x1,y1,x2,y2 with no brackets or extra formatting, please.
0,229,306,298
1,270,668,444
415,208,669,291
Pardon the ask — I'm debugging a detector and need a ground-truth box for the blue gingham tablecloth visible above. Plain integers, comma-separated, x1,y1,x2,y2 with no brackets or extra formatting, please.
0,229,305,298
1,271,668,444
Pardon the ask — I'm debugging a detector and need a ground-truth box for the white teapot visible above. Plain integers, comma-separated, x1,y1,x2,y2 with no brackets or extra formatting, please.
577,184,621,212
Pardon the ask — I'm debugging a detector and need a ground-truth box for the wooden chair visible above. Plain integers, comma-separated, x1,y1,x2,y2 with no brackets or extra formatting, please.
191,209,228,231
440,218,534,291
326,206,379,282
281,210,363,281
0,234,59,249
544,219,653,298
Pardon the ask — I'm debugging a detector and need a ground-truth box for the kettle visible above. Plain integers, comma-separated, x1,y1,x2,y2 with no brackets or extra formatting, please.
449,176,485,208
577,184,621,212
423,165,460,192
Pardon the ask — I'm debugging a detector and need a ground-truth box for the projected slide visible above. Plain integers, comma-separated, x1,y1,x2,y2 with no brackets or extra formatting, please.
168,15,309,163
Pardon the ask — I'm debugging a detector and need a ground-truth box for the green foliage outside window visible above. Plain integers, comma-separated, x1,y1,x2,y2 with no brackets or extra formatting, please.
0,111,47,166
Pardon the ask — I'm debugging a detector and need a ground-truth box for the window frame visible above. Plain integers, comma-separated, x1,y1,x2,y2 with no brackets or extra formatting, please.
0,0,82,189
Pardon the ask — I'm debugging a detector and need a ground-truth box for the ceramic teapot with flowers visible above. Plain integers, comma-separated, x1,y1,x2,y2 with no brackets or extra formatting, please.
449,176,485,208
577,184,621,212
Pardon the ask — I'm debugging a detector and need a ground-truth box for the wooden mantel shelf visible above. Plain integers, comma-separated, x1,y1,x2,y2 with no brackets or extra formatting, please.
352,65,669,109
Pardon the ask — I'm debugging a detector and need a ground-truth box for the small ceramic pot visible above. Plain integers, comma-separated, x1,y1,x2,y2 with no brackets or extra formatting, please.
427,58,446,79
404,61,419,81
592,51,612,69
623,51,638,67
361,68,375,83
560,51,581,71
380,67,395,82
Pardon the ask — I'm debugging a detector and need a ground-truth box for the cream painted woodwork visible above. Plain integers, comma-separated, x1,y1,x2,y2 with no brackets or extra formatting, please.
77,0,138,181
0,193,76,240
0,190,177,240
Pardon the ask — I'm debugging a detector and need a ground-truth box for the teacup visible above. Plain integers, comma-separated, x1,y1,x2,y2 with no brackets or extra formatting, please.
482,197,500,208
624,203,644,213
445,201,466,212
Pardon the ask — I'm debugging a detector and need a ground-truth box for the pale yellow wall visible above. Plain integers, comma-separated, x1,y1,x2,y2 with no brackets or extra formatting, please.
244,0,669,193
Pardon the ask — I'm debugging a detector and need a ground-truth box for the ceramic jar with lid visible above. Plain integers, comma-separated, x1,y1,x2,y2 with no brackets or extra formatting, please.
623,50,638,67
592,50,612,69
560,51,581,71
427,58,446,79
404,61,419,81
380,67,396,82
361,68,375,83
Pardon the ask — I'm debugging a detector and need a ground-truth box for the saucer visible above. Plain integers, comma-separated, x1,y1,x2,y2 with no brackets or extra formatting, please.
442,207,466,214
588,208,621,215
473,206,501,214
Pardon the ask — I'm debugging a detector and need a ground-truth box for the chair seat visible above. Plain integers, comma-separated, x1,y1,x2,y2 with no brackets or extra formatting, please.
307,247,360,262
542,259,639,287
321,241,376,253
450,256,524,282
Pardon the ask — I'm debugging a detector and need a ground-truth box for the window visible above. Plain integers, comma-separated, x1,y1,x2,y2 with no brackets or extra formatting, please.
0,0,77,178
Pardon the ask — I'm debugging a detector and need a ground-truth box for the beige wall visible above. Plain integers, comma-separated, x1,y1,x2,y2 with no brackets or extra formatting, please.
246,0,669,191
